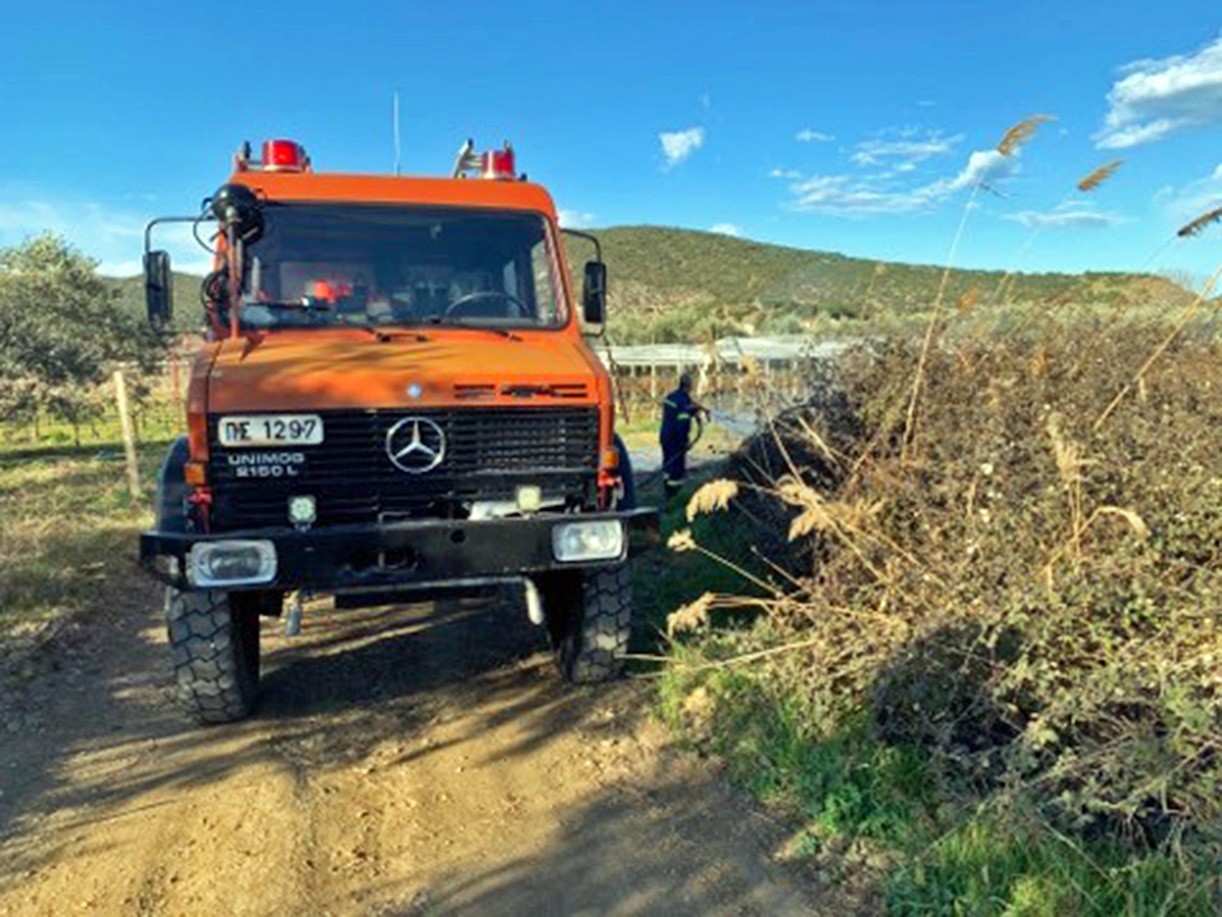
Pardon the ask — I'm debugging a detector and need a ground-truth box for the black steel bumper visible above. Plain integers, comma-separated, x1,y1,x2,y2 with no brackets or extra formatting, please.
140,508,659,592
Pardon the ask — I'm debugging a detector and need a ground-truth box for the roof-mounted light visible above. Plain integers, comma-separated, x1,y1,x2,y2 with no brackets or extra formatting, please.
451,139,519,181
261,139,310,172
482,144,516,180
233,139,312,173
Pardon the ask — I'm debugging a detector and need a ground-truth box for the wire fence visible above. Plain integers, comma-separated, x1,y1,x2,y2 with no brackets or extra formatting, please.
0,366,187,452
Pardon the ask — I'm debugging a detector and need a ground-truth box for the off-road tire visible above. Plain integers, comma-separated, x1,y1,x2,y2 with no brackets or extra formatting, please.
549,565,633,684
165,589,261,724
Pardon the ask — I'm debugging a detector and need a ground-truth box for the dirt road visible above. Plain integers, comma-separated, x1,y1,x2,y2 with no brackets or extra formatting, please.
0,579,826,915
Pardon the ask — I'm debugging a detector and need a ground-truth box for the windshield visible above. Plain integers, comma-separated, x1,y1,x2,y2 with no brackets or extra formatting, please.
236,204,564,330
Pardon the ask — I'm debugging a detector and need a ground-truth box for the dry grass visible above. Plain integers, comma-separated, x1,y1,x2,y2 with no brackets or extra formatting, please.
1176,205,1222,239
896,111,1063,463
1076,160,1124,193
996,114,1056,156
953,284,980,314
682,309,1220,853
685,479,740,522
0,446,163,636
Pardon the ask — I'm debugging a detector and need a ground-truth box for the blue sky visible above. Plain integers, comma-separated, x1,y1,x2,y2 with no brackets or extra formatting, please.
1,2,1218,284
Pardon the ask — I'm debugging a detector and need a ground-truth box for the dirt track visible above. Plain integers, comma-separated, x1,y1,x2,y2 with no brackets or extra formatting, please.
0,579,829,915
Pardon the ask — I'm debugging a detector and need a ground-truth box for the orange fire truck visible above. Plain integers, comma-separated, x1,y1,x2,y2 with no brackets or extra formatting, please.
140,139,654,724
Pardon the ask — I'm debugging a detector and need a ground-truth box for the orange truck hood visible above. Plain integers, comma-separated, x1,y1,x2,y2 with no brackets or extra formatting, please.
205,329,601,413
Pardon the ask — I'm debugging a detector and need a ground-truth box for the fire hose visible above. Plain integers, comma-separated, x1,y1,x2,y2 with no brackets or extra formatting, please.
628,409,708,494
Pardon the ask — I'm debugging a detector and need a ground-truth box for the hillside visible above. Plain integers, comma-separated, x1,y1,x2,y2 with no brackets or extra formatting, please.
107,272,205,333
563,227,1195,342
105,227,1192,341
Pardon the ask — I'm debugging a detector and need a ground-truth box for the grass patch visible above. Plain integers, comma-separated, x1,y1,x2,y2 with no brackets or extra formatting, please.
0,409,181,457
660,664,934,849
0,441,168,635
889,816,1214,916
659,647,1216,915
629,468,772,652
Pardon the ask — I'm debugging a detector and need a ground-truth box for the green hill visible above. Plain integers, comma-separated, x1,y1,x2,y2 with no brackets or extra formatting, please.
107,272,205,333
563,226,1194,343
104,226,1192,342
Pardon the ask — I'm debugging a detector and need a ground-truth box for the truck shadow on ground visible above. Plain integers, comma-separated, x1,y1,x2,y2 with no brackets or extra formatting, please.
1,591,593,875
0,584,836,914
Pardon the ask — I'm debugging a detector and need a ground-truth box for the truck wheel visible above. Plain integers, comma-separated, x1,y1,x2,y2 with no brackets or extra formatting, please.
548,566,633,684
155,437,190,533
165,588,261,724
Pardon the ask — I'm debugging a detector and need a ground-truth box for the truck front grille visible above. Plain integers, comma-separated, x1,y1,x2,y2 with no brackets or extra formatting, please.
206,407,600,530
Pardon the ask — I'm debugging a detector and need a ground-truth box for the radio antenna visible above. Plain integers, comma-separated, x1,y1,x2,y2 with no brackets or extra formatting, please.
393,90,402,175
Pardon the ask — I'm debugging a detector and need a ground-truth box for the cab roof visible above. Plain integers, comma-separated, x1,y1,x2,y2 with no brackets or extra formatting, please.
229,171,559,218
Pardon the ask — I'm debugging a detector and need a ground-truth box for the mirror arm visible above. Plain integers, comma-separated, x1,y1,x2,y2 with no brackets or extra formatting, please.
144,216,206,256
561,228,602,263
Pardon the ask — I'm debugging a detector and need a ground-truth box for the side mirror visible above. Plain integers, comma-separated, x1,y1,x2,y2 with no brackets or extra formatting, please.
582,261,607,328
144,250,173,332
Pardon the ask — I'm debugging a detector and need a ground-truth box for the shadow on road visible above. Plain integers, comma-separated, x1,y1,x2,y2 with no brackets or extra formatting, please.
0,581,830,915
0,588,544,866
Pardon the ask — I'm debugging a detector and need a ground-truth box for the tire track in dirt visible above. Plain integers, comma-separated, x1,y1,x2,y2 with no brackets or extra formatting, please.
0,584,838,915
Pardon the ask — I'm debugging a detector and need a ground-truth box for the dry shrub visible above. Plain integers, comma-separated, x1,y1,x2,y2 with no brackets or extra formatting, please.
721,313,1220,842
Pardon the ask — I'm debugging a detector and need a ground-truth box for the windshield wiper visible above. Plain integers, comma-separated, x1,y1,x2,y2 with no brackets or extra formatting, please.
425,318,521,340
362,325,430,343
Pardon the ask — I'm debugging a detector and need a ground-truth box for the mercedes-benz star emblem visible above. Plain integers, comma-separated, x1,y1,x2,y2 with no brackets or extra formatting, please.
385,417,446,474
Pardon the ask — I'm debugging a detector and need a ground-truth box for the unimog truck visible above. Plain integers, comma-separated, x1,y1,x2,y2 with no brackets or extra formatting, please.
140,138,655,723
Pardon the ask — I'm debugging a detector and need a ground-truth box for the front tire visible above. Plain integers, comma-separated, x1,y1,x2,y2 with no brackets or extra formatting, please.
165,589,261,724
545,566,633,684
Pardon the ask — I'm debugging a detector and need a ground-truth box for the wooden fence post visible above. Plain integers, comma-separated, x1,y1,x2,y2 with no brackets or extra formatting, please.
113,370,141,498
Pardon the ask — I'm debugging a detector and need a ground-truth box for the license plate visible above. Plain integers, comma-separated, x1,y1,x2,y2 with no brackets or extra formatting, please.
218,414,324,447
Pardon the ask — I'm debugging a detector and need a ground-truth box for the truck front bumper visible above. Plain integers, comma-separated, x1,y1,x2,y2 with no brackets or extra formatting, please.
140,508,659,592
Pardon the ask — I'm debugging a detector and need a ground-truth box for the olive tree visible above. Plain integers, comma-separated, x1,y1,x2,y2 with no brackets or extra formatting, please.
0,234,163,441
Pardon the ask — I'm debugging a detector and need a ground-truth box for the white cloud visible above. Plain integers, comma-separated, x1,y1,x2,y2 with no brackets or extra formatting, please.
1095,35,1222,149
1153,161,1222,223
658,127,705,168
769,168,802,179
851,130,962,166
1004,202,1125,230
1097,119,1181,148
0,193,214,277
557,209,595,229
790,174,930,215
788,147,1021,216
708,223,742,236
936,149,1019,194
795,128,834,143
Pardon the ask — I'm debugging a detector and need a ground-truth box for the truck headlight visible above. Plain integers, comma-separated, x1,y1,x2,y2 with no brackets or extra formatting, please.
188,540,277,587
552,520,625,563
